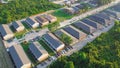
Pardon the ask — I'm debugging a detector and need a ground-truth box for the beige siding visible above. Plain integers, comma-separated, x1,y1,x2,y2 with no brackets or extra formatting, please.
3,34,14,40
38,53,49,62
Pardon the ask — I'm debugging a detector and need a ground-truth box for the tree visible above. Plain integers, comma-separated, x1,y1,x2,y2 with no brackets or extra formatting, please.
60,33,73,45
64,61,74,68
79,52,87,61
0,0,62,24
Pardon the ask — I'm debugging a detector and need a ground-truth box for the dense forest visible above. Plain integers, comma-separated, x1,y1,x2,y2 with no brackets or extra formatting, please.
0,0,61,24
49,20,120,68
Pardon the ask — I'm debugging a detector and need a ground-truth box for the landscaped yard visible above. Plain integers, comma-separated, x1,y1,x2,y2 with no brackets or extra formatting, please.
52,10,74,22
38,39,55,56
15,30,27,39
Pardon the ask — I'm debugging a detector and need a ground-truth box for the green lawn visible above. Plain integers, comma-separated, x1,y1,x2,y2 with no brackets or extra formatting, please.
52,10,74,22
15,30,27,39
38,39,55,56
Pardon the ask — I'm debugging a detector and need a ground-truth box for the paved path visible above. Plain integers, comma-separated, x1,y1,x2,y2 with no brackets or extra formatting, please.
23,28,49,42
6,28,49,48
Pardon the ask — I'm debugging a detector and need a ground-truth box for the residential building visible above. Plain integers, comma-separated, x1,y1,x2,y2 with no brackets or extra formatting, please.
35,16,49,26
75,4,84,9
81,18,102,29
9,45,31,68
73,21,96,34
63,25,87,40
88,15,110,26
25,17,39,28
29,42,49,62
64,7,79,14
43,33,65,52
103,9,120,19
0,24,14,40
43,14,57,23
111,4,120,12
12,21,25,32
95,13,112,20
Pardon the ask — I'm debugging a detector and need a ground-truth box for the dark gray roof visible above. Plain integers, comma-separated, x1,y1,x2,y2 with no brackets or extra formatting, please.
9,45,30,68
81,18,98,28
111,4,120,12
75,4,84,9
35,16,48,24
63,26,80,39
54,30,64,37
0,25,7,37
72,7,79,11
12,22,19,29
88,15,106,25
73,21,92,33
0,24,13,37
103,10,117,18
44,14,53,21
43,33,62,50
26,18,36,26
89,0,98,5
95,13,111,20
9,46,23,68
29,42,42,59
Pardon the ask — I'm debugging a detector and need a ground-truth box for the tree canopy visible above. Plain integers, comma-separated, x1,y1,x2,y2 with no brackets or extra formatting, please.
0,0,61,24
64,61,74,68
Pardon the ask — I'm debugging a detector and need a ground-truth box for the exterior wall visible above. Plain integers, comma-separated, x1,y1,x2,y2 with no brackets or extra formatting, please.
70,25,87,40
91,20,103,30
56,44,65,52
50,18,57,23
89,27,96,33
32,23,39,28
38,53,49,62
40,21,49,26
3,34,14,40
21,63,31,68
79,31,87,41
16,26,25,32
